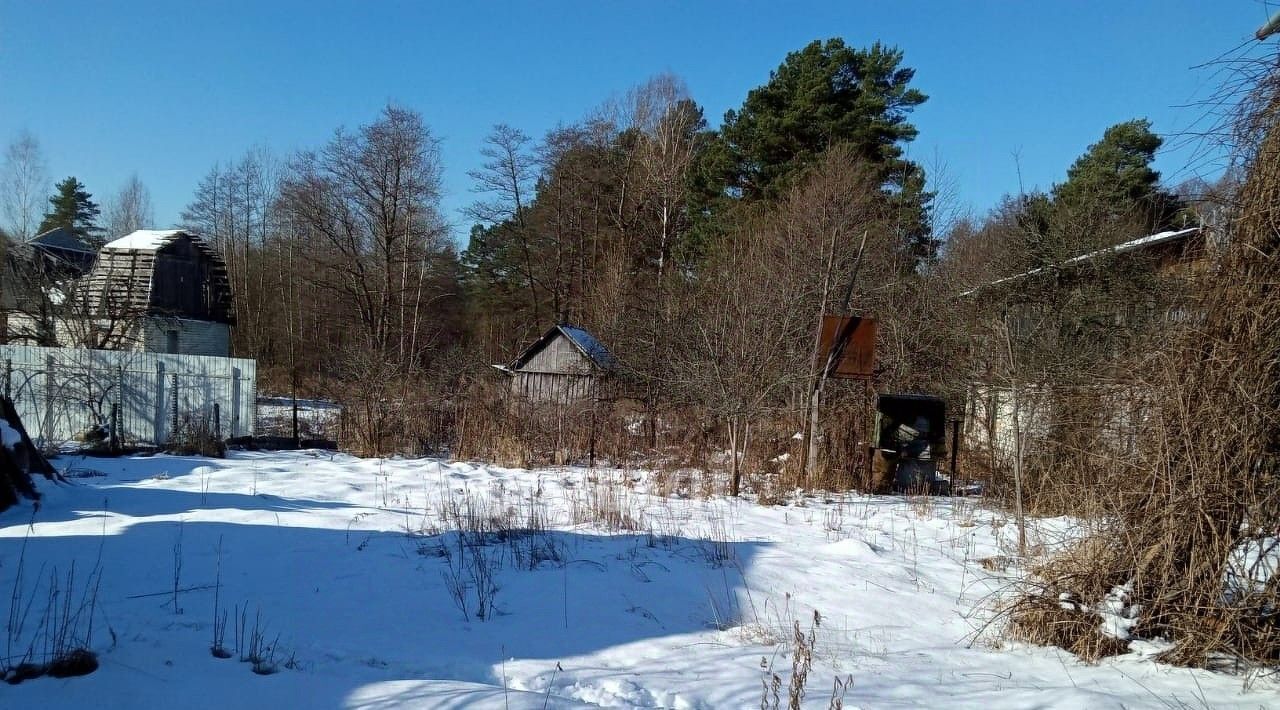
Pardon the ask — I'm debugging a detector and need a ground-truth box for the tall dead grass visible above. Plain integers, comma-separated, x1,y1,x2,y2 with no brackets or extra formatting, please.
1012,73,1280,668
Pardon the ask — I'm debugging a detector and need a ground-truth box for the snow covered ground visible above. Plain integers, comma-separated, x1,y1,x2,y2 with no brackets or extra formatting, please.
1,451,1276,708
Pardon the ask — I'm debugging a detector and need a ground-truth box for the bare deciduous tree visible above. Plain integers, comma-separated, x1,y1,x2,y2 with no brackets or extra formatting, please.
103,173,154,239
1,131,49,240
466,124,541,325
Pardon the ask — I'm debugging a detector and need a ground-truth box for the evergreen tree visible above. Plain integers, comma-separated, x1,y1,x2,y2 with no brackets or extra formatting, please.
1051,119,1185,240
37,176,101,242
692,38,936,268
1006,120,1187,273
717,39,927,198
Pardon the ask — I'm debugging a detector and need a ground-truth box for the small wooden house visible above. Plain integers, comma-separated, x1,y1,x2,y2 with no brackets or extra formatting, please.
25,227,97,276
78,230,234,356
0,228,97,345
962,226,1210,461
500,324,617,404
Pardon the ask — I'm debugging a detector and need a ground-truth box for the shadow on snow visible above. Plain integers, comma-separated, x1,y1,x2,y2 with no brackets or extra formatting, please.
0,457,765,709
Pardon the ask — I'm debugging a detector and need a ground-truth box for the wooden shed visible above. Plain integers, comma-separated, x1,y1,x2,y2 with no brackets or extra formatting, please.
77,230,234,356
501,324,616,404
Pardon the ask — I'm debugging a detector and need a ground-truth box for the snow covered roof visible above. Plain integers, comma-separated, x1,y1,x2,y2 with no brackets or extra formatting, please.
80,229,234,323
1063,227,1200,265
960,227,1201,297
103,229,186,252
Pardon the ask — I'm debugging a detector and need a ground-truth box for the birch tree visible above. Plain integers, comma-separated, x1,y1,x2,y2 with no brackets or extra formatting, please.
103,173,154,238
0,131,48,240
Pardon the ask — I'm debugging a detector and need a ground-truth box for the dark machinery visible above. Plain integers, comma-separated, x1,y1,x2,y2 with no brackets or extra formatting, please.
873,393,951,494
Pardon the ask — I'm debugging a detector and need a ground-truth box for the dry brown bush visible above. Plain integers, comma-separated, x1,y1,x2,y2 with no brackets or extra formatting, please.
1011,64,1280,668
1007,595,1130,662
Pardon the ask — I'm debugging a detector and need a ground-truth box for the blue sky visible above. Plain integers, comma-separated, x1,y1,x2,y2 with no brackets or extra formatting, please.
0,1,1274,243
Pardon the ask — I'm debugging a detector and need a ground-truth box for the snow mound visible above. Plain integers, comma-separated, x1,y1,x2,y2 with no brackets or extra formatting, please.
0,420,21,450
820,537,881,559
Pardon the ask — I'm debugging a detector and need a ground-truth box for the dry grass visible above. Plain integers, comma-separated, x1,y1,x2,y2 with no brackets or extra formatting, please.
1007,596,1129,662
1007,69,1280,669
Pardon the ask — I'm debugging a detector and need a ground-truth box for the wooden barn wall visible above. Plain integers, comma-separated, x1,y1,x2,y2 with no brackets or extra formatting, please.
521,335,594,375
83,249,153,316
152,237,232,322
511,371,595,405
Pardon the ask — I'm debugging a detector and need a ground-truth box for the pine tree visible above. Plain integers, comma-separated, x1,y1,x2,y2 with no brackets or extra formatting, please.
37,176,102,243
1008,120,1187,272
717,39,928,198
1051,119,1185,239
692,38,936,268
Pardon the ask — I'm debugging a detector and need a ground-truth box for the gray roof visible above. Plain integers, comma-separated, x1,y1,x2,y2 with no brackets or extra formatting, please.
510,324,618,372
558,324,618,369
29,227,94,255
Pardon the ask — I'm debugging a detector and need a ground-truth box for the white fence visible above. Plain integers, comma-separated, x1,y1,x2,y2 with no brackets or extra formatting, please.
0,344,256,448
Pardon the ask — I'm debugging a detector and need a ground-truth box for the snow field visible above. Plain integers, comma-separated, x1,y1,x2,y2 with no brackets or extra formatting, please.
0,450,1276,708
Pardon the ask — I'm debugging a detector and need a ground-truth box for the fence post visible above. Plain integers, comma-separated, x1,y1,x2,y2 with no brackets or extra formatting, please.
115,365,124,445
213,402,221,442
155,361,166,445
110,403,120,453
231,367,241,438
170,372,179,446
43,354,55,446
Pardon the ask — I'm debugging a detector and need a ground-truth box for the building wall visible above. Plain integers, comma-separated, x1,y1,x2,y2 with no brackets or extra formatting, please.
510,333,600,404
137,318,231,357
2,313,231,357
1,312,45,345
512,371,596,404
964,383,1144,464
964,385,1051,463
520,334,594,375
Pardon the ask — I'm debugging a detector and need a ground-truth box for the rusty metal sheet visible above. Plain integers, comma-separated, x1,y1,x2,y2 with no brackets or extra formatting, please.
817,315,876,379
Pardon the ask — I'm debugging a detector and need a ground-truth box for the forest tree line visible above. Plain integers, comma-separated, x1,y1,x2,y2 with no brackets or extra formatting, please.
0,38,1226,488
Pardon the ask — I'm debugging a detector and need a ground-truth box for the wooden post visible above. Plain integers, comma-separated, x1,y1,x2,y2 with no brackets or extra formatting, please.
729,417,741,497
588,394,598,469
863,378,874,489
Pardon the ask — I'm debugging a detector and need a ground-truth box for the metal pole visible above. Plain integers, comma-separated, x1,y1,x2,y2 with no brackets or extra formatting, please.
155,361,164,445
115,365,124,447
949,419,961,490
43,354,54,445
110,403,120,453
170,372,179,446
